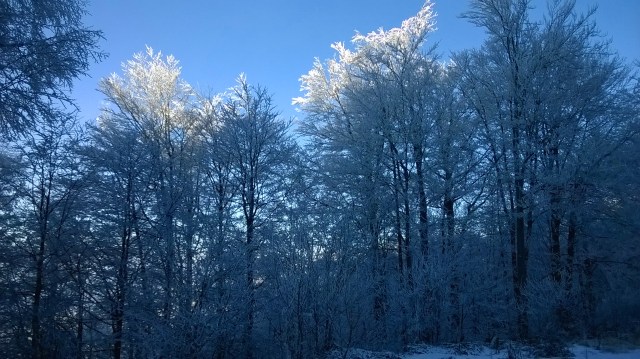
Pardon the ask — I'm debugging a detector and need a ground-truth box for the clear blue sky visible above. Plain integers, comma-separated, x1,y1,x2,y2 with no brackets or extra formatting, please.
73,0,640,123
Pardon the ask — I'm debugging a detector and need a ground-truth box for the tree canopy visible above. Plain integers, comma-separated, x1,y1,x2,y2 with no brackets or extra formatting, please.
0,1,638,358
0,0,104,137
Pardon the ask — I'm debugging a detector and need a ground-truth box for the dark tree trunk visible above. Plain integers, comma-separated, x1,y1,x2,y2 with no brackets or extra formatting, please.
31,231,46,359
512,122,529,340
401,159,413,288
514,173,529,340
76,289,84,359
549,146,562,284
112,225,130,359
550,211,562,283
243,190,256,359
414,144,429,260
32,183,51,359
566,211,577,289
392,158,404,278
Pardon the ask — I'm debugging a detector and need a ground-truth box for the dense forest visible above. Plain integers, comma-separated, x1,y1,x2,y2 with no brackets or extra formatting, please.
1,0,639,358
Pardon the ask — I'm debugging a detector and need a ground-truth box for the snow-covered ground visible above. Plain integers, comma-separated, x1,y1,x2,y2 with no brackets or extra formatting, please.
566,346,640,359
404,345,640,358
329,343,640,359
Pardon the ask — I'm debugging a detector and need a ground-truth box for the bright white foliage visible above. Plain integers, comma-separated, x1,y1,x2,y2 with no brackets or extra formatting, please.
99,46,196,136
293,0,435,110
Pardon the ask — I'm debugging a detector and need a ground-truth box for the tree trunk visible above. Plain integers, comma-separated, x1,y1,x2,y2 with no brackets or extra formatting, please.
582,258,596,338
550,210,562,283
163,211,175,320
566,211,577,289
414,144,429,260
442,169,461,341
32,182,51,359
244,202,256,359
442,168,455,248
31,230,46,359
392,158,404,278
112,223,130,359
549,145,562,284
514,172,529,340
511,122,528,340
76,288,84,359
401,159,413,288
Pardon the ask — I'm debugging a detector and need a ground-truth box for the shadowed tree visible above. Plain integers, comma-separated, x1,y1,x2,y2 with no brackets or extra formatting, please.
219,75,296,358
0,0,104,137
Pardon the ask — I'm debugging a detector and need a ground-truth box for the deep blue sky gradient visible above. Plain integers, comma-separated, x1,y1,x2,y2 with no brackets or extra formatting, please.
73,0,639,123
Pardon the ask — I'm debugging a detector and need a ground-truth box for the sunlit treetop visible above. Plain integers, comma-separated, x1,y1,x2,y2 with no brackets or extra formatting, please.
98,46,197,134
293,0,435,110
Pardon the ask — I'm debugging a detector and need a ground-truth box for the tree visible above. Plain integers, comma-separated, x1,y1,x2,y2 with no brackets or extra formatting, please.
195,94,241,357
295,0,438,346
96,47,201,357
82,114,152,359
1,1,638,356
296,0,638,346
0,112,90,358
427,62,486,342
0,0,104,137
458,0,638,339
461,0,536,338
219,75,296,358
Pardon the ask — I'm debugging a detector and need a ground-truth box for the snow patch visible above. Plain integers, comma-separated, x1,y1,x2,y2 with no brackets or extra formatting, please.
327,344,640,359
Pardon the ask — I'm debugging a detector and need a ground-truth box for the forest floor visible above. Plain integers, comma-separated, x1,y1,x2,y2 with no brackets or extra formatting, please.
329,341,640,359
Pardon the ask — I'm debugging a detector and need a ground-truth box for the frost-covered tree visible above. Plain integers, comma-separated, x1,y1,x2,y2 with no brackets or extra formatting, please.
458,0,639,339
459,0,537,338
0,112,90,358
0,0,104,137
1,1,638,356
218,75,296,358
82,113,152,359
97,47,203,357
296,0,639,346
295,0,439,346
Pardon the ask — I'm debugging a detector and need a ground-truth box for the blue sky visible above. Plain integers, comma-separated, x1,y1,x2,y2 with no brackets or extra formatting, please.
73,0,639,123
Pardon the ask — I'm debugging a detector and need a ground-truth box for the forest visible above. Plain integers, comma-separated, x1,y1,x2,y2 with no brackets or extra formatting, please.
0,0,639,358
